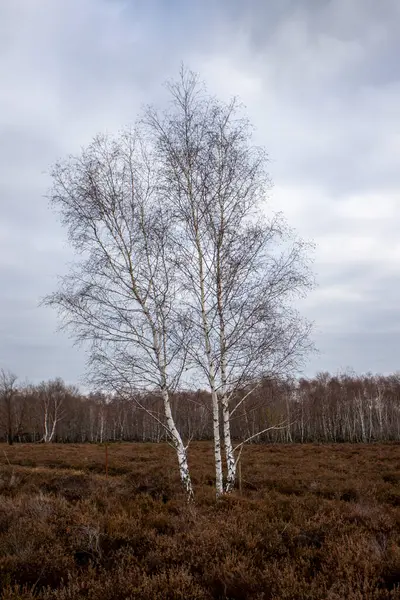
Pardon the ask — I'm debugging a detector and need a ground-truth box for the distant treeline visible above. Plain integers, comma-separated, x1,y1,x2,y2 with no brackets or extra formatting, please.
1,371,400,444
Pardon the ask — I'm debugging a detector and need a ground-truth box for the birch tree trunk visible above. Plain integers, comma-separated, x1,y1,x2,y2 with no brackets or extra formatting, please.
161,386,194,500
196,239,223,495
221,391,235,493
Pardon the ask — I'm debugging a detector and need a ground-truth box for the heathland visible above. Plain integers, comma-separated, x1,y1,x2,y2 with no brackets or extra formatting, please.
1,442,400,599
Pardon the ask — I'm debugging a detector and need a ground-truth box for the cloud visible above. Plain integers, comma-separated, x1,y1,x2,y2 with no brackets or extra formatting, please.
1,0,399,383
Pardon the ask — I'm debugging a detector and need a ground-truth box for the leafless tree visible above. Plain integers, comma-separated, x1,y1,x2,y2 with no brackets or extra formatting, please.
0,369,23,445
3,371,400,444
44,131,194,500
44,67,314,497
37,378,67,443
145,68,314,493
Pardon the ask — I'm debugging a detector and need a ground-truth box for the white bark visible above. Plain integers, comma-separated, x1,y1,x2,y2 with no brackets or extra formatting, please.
211,385,223,497
217,233,235,492
221,392,235,493
356,394,367,443
41,381,64,443
375,390,384,438
195,238,223,494
200,315,224,496
161,386,194,500
43,402,50,443
194,213,223,496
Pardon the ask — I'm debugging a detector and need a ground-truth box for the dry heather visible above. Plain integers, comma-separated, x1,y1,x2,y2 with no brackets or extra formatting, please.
0,443,400,599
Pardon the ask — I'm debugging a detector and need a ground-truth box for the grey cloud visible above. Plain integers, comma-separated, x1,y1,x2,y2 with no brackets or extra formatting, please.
0,0,399,383
202,1,400,198
309,329,400,376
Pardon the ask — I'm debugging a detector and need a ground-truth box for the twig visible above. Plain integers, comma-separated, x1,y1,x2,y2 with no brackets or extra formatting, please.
233,419,296,453
230,384,260,417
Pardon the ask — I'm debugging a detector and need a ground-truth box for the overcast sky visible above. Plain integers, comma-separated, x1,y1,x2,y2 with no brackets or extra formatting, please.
1,0,400,385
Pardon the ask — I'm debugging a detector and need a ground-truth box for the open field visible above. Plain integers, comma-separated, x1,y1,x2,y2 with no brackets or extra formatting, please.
1,443,400,599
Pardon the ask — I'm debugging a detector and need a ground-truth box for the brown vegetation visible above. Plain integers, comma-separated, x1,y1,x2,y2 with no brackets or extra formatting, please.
1,442,400,598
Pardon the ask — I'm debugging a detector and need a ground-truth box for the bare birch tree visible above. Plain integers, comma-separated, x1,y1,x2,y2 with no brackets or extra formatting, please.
38,378,67,443
145,68,314,494
44,132,194,500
